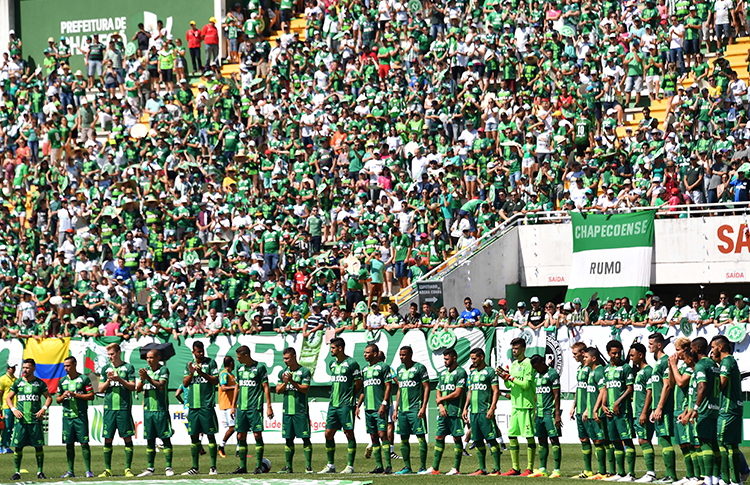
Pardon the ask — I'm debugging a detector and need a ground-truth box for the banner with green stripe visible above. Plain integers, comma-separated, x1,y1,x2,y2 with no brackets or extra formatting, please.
565,211,655,304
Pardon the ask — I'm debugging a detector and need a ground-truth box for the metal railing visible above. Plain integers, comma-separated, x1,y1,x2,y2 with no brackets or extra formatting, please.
395,200,750,306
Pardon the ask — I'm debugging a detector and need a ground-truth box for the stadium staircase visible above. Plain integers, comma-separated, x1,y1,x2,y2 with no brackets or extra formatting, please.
619,36,750,135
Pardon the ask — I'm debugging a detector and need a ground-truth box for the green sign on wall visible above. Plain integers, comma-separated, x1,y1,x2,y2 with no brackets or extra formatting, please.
18,0,214,71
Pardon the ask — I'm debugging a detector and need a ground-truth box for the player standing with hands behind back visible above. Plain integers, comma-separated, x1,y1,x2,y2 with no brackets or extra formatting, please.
182,341,220,476
393,345,431,475
319,337,362,475
529,353,562,478
356,343,394,475
498,337,537,477
463,348,502,476
98,343,136,478
230,345,273,475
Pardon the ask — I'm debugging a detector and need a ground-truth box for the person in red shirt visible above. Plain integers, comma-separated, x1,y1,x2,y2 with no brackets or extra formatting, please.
186,21,204,73
202,17,220,68
294,264,311,297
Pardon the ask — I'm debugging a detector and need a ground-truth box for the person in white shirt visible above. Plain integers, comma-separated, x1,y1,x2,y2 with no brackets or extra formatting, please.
410,147,429,180
713,0,735,46
595,189,621,212
299,105,316,144
667,15,686,77
729,71,748,106
647,296,668,326
456,228,476,251
512,302,529,327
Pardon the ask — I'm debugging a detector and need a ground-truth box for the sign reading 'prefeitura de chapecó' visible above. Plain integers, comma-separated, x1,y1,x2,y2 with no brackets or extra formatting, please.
17,0,213,71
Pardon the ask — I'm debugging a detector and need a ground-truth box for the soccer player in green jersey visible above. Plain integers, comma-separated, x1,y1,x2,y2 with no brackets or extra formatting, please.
498,337,536,477
677,346,707,485
230,345,273,475
276,347,313,473
98,342,137,477
135,349,174,477
356,343,394,474
392,345,430,475
582,346,609,479
571,341,595,479
6,359,52,480
683,338,720,485
631,342,657,483
601,340,636,481
711,335,742,485
320,337,362,474
647,333,677,482
423,347,465,476
182,340,220,476
529,354,562,478
57,356,94,478
669,338,700,485
463,348,502,476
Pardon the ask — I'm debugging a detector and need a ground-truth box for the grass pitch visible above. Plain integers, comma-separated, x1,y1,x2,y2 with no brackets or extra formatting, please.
0,443,696,483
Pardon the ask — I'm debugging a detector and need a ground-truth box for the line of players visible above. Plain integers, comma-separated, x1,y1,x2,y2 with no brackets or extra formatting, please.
569,333,743,485
2,332,743,480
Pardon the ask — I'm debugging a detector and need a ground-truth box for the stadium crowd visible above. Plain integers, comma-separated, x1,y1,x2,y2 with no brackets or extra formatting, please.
1,0,750,339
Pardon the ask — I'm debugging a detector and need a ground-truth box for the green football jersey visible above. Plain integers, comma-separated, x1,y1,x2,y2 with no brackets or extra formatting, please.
10,377,48,424
604,362,634,410
469,366,497,414
184,359,218,409
535,368,560,415
236,362,268,411
586,365,605,417
278,365,311,415
509,358,536,410
694,357,720,419
438,366,467,416
362,362,393,412
101,362,135,411
633,365,653,416
142,366,170,412
329,357,361,408
649,354,673,412
576,364,590,414
396,362,429,412
719,355,742,416
673,363,693,412
59,374,93,419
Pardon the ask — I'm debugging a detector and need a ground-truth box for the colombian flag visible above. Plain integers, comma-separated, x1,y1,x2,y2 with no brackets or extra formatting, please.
23,338,70,393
